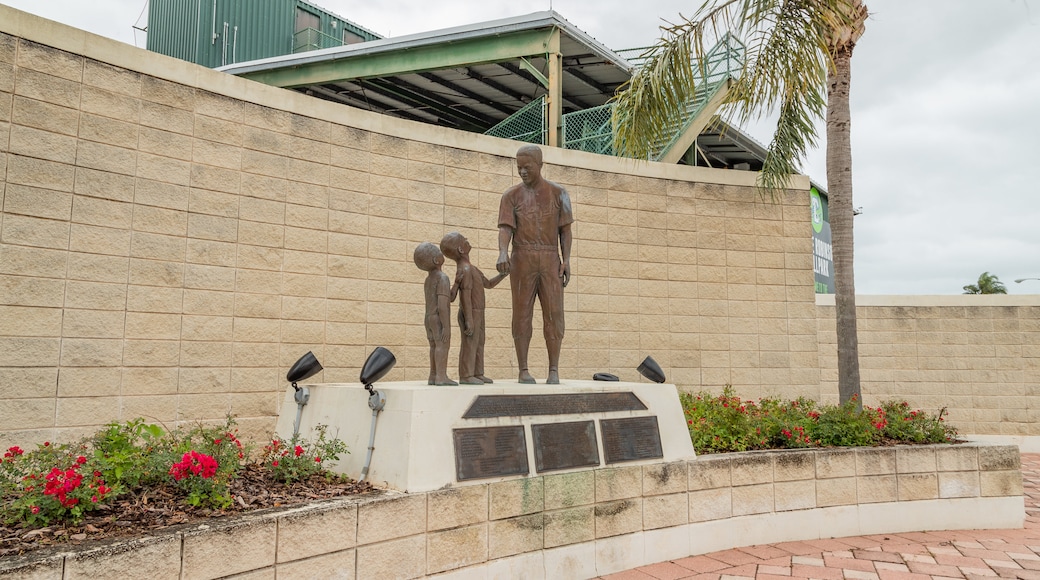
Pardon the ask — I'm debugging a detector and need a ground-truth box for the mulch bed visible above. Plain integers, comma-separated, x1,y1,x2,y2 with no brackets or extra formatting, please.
0,464,378,559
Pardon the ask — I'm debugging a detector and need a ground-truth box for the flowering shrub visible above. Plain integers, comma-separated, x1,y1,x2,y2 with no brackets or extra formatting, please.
680,387,958,454
1,416,350,527
261,424,348,484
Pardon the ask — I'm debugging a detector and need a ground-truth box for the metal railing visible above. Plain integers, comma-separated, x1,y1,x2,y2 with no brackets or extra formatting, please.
483,96,547,145
293,27,344,53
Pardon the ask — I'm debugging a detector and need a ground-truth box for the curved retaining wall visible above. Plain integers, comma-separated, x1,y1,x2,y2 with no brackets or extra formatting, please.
0,444,1023,579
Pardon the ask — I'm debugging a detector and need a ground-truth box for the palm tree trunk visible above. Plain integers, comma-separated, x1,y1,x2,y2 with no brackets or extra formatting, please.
827,44,862,406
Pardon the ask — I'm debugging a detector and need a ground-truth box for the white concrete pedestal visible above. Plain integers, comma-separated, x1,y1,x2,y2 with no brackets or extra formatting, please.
274,380,696,492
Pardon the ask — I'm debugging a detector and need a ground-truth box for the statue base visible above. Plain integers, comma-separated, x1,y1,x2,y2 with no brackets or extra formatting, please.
274,379,696,492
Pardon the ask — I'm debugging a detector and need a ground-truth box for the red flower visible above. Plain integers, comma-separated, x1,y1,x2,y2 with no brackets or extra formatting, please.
294,445,304,457
76,456,87,465
169,451,219,481
43,442,50,447
272,460,279,467
315,457,321,462
214,439,222,445
31,506,40,514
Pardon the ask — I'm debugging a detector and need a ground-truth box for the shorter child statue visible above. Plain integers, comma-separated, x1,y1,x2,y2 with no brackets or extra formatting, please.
440,232,508,385
414,242,457,386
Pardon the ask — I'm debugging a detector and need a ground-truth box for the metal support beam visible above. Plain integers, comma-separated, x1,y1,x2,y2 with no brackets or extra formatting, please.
546,27,563,147
238,28,557,88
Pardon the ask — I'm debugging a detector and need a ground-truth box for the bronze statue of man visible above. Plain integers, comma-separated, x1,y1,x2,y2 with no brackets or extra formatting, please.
497,145,573,384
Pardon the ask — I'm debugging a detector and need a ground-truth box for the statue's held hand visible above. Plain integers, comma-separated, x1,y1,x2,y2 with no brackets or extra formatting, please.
497,252,510,274
559,261,570,288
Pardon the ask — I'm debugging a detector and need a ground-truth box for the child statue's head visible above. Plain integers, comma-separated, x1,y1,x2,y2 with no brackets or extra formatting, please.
413,242,444,272
439,231,470,262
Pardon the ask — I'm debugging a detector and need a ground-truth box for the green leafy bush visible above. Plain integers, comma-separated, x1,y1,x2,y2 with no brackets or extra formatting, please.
1,416,349,527
261,424,349,484
680,387,958,454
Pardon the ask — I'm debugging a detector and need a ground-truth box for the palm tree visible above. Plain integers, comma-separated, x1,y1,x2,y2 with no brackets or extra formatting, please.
963,272,1007,295
612,0,868,405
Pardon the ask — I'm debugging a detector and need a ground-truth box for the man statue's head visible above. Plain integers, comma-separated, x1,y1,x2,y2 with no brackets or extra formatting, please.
515,145,543,187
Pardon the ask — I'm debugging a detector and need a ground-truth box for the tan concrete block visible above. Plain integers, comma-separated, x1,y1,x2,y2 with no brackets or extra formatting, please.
896,447,937,473
815,449,856,478
936,446,978,472
64,535,181,580
76,141,136,176
142,74,194,109
0,397,56,430
126,285,182,313
184,264,236,291
69,223,131,256
689,456,731,490
14,67,81,109
642,461,687,496
594,466,642,502
123,340,180,367
8,123,78,164
938,471,980,498
79,112,138,149
130,232,186,263
488,513,543,559
543,506,594,548
180,341,232,367
2,213,70,249
357,494,426,544
276,549,354,580
80,85,141,122
544,470,595,510
59,338,122,366
897,473,939,501
177,393,232,421
426,523,487,575
980,470,1024,497
0,367,57,399
11,94,79,135
642,492,687,530
489,476,544,520
55,396,120,427
182,519,277,580
128,259,183,287
732,482,773,516
62,309,126,339
773,450,815,481
276,502,358,563
57,367,119,399
356,535,424,580
181,315,233,342
183,289,234,316
730,454,773,486
63,280,126,310
816,476,857,507
774,479,816,511
427,485,488,531
594,498,642,538
16,39,83,81
0,244,68,278
122,367,178,395
856,448,896,476
122,394,177,421
175,366,230,394
186,239,236,267
689,487,731,523
0,305,61,336
857,474,897,504
979,445,1021,471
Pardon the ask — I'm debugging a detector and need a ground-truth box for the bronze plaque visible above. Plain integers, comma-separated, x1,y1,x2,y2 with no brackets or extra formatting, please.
531,421,599,473
601,416,663,464
463,392,647,418
453,426,529,481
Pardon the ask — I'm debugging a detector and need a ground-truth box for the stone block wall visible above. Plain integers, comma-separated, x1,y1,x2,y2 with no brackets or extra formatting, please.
817,295,1040,436
0,5,819,447
0,444,1023,579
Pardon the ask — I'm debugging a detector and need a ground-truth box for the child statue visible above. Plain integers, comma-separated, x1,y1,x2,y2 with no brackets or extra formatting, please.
440,232,508,385
413,242,457,386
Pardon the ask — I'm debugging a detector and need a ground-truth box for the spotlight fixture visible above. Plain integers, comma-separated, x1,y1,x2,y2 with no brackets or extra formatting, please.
358,347,396,482
637,356,666,383
593,372,619,381
286,351,322,436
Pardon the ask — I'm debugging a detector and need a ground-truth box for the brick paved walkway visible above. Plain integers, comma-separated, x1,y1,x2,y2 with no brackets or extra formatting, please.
599,453,1040,580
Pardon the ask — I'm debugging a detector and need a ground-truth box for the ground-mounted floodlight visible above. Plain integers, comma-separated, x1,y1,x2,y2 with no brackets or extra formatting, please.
593,373,619,381
1015,278,1040,284
637,356,666,383
286,351,322,436
359,347,396,482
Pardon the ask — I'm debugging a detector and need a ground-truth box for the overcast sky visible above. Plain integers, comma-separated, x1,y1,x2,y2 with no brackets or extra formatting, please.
3,0,1038,295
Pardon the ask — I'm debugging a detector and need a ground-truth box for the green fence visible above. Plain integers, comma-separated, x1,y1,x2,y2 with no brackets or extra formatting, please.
484,96,547,144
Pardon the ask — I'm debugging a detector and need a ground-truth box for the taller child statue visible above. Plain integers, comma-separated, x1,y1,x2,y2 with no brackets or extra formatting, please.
497,145,574,385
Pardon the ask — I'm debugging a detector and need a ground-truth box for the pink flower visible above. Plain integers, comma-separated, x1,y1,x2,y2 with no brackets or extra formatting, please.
31,506,40,514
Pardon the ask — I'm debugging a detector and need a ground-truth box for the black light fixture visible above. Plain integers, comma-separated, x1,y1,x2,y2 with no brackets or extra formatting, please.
358,346,396,482
593,372,619,381
286,351,323,436
637,356,666,383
